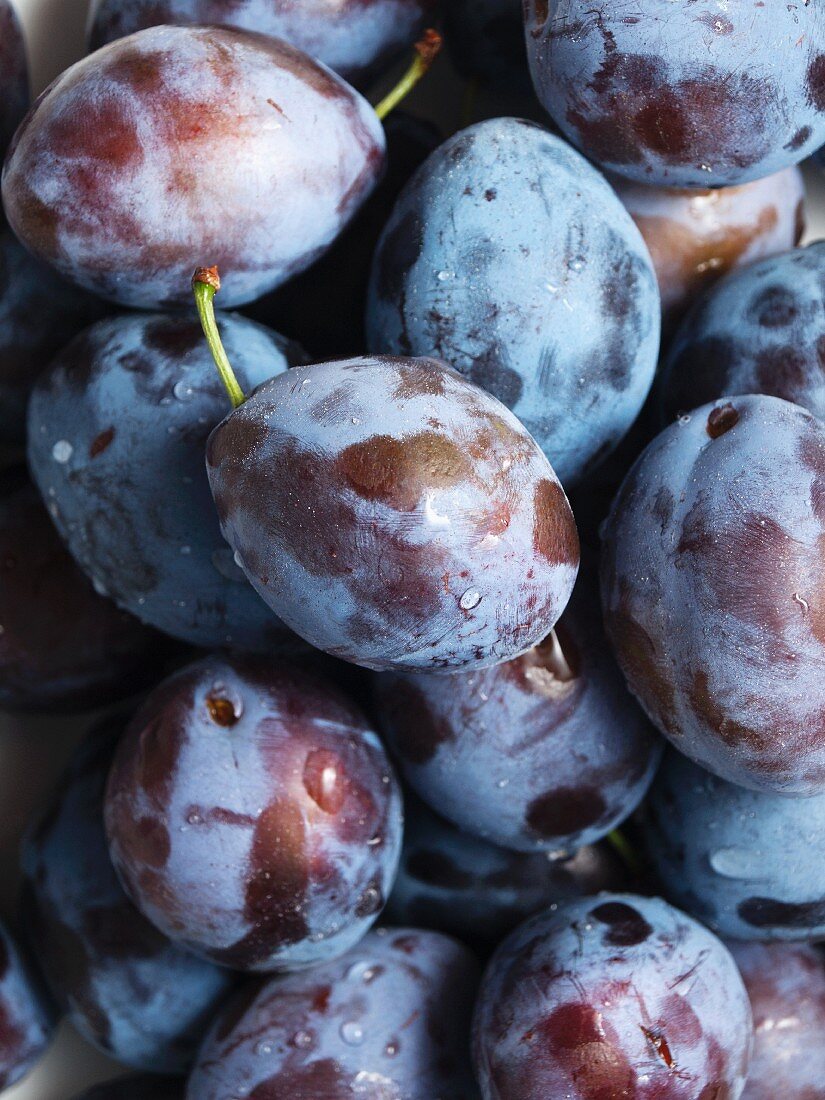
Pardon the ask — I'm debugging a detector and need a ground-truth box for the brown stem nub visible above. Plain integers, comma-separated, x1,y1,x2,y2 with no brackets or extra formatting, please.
193,265,221,293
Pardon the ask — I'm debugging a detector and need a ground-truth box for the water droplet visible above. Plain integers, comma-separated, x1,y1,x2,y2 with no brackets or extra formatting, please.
291,1029,315,1050
678,414,691,425
254,1039,274,1056
709,846,764,879
384,1039,400,1057
52,440,73,463
92,576,108,597
436,270,452,281
173,380,195,401
496,778,509,789
187,811,203,826
351,417,361,425
180,545,191,555
159,395,173,407
459,589,481,611
567,257,585,272
340,1021,365,1046
234,550,244,568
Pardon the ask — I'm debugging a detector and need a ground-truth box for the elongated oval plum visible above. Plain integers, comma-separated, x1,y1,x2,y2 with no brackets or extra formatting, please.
206,355,580,671
614,168,805,336
187,928,480,1100
524,0,825,187
645,750,825,943
23,723,235,1073
473,894,753,1100
88,0,435,87
601,394,825,794
104,655,403,971
366,118,660,486
0,0,28,165
0,921,53,1091
2,26,385,309
28,312,302,650
659,242,825,425
373,566,662,851
0,473,166,713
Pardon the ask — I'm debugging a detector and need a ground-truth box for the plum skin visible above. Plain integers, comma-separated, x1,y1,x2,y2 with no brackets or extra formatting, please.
187,927,480,1100
2,25,386,309
104,655,403,972
473,893,753,1100
0,921,53,1091
600,394,825,794
0,0,28,164
524,0,825,187
207,355,580,672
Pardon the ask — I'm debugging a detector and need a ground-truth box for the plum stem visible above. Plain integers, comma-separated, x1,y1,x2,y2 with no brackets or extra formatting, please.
607,829,645,879
192,266,246,410
373,29,442,122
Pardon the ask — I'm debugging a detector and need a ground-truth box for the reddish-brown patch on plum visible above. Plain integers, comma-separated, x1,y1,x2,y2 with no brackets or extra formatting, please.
640,1024,676,1069
248,1059,350,1098
132,711,187,806
526,785,608,839
738,895,825,929
206,693,240,727
89,427,116,458
662,993,703,1047
591,901,652,946
303,749,346,815
706,403,739,438
528,1003,636,1099
391,358,448,401
379,679,453,764
143,318,204,360
128,815,171,868
807,55,825,111
312,985,331,1013
689,669,771,753
533,480,579,566
603,605,676,734
754,345,809,399
337,432,472,512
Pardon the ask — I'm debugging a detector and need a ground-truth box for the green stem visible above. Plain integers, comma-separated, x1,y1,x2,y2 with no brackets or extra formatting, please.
373,29,442,122
192,267,245,409
607,828,645,879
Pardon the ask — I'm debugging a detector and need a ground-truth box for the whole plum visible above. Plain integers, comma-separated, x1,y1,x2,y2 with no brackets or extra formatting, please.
614,168,805,335
473,893,753,1100
386,795,629,953
2,26,385,309
373,565,661,851
187,927,480,1099
28,312,302,650
22,722,235,1072
0,231,108,445
442,0,531,92
73,1079,182,1100
205,353,579,671
0,0,28,166
645,750,825,943
600,394,825,794
660,241,825,424
731,943,825,1100
366,118,660,486
88,0,435,87
524,0,825,187
0,921,53,1091
0,472,166,713
104,655,403,971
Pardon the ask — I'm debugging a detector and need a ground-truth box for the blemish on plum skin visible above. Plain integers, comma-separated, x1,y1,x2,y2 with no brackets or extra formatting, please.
591,901,653,946
532,479,579,566
641,1024,677,1069
706,403,739,439
206,693,240,727
89,426,116,458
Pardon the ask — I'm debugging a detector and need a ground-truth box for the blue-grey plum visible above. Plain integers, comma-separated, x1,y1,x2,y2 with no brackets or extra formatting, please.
473,893,753,1100
614,168,806,336
104,655,403,972
524,1,825,187
206,354,580,672
0,231,108,445
187,927,480,1099
2,26,385,309
601,394,825,794
366,118,660,486
373,565,662,852
27,312,302,650
22,722,235,1072
88,0,436,86
386,795,629,953
73,1078,183,1100
645,750,825,943
731,943,825,1100
443,0,531,92
0,0,28,166
0,921,53,1091
660,242,825,425
0,473,166,714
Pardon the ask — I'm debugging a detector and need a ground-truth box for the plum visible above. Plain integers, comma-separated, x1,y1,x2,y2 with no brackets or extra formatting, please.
0,472,166,713
27,311,303,650
0,0,28,167
524,0,825,187
366,117,661,486
0,921,53,1091
22,722,235,1072
645,750,825,943
2,26,386,309
473,893,753,1100
659,241,825,425
187,927,479,1099
601,394,825,794
104,655,403,971
373,565,662,852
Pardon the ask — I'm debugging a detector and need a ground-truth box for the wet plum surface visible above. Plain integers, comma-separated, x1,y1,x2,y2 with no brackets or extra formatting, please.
600,394,825,794
187,927,480,1100
645,750,825,943
366,118,661,486
0,921,52,1091
473,893,753,1100
22,723,235,1072
2,25,386,309
373,566,662,852
660,241,825,425
524,0,825,187
206,354,580,672
0,0,28,166
27,311,302,650
104,655,403,972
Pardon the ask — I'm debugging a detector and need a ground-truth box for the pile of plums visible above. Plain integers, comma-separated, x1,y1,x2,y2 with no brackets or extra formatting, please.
0,0,824,1096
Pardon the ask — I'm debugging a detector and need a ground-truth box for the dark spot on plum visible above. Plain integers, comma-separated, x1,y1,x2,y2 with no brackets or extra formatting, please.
484,188,497,201
532,0,549,30
738,896,825,928
143,318,204,360
303,749,345,814
89,427,116,458
391,933,418,954
784,125,812,151
526,785,608,838
750,285,798,328
354,877,383,918
337,432,472,512
206,693,240,727
134,815,171,868
406,850,474,889
603,607,676,734
795,198,806,244
755,345,809,399
470,351,524,409
592,901,652,946
807,55,825,111
533,480,579,566
706,403,739,439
